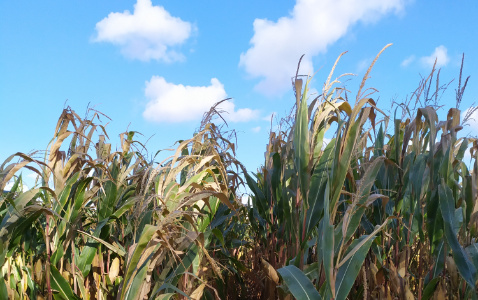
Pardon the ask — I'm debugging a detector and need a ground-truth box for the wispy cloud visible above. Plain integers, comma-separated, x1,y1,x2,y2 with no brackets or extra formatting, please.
239,0,406,96
142,77,259,123
93,0,194,62
400,55,415,67
420,45,450,69
251,126,261,133
357,58,373,73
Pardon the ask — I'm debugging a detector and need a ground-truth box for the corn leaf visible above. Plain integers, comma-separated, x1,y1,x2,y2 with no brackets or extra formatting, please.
50,265,81,300
277,265,321,300
439,181,477,287
121,224,158,299
335,235,375,300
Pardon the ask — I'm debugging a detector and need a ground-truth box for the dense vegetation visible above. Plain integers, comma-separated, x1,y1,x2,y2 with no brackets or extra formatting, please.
1,45,477,299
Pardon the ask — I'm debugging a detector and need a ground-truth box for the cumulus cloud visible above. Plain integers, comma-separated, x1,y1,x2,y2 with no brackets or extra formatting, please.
143,77,259,123
420,46,450,69
93,0,194,62
239,0,406,96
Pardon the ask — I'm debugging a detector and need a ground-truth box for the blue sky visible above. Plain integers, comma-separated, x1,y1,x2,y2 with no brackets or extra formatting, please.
1,0,477,188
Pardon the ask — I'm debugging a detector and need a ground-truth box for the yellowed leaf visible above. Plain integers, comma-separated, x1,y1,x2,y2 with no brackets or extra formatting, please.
109,257,120,283
190,282,207,300
398,250,407,278
34,259,43,284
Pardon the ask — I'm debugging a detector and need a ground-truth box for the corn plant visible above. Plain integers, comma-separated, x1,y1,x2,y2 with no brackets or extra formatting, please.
1,46,477,300
243,47,478,299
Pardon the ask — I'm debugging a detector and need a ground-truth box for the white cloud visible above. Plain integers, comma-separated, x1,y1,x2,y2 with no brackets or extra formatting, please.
4,181,29,192
27,172,39,180
241,194,251,204
143,76,259,123
239,0,406,96
463,149,473,168
401,55,415,67
420,46,450,69
252,126,261,133
322,137,332,150
93,0,194,62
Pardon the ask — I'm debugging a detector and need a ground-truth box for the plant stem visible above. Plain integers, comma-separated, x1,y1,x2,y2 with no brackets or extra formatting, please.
45,214,52,300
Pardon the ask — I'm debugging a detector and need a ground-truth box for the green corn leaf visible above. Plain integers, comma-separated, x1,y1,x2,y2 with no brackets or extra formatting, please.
211,228,225,248
427,189,444,255
343,156,384,244
335,235,375,300
77,229,126,256
277,265,321,300
271,153,282,220
330,116,361,212
112,195,140,219
293,79,310,203
99,180,118,221
421,277,440,300
429,241,445,281
76,218,108,277
50,265,81,300
155,293,175,300
121,224,158,299
244,172,267,218
464,174,473,227
124,263,149,300
0,277,7,300
69,177,93,222
374,124,384,157
305,140,335,240
439,181,477,287
55,172,79,214
151,283,190,300
321,182,335,295
465,243,478,270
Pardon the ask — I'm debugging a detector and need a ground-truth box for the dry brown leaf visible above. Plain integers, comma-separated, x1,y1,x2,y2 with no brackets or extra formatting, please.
433,281,446,300
261,258,280,284
388,262,401,295
446,256,459,290
405,282,415,300
376,267,385,286
369,263,378,287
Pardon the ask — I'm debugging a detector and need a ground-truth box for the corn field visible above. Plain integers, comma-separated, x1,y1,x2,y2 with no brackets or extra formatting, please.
1,45,478,299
